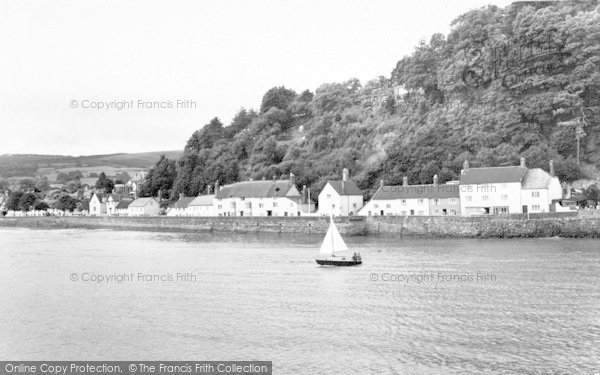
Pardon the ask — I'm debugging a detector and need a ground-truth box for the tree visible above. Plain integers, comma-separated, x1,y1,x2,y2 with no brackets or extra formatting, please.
6,192,24,211
260,86,297,114
19,192,38,211
34,201,49,211
115,171,131,184
95,172,114,192
141,155,177,198
54,195,78,212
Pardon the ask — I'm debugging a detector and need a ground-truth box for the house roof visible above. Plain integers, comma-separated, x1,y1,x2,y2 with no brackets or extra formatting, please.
129,197,158,207
189,195,214,206
80,199,90,210
168,197,195,209
108,193,124,202
91,192,105,201
327,180,363,196
216,180,300,199
522,168,554,189
116,199,133,209
372,183,460,200
459,166,527,184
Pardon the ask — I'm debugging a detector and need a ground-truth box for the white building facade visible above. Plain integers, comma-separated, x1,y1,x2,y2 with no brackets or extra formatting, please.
318,169,363,216
459,159,562,215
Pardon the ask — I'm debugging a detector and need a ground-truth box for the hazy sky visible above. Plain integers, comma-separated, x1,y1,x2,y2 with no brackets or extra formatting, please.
0,0,514,156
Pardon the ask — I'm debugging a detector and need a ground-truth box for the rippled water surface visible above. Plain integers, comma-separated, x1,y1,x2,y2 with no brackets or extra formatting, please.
0,228,599,374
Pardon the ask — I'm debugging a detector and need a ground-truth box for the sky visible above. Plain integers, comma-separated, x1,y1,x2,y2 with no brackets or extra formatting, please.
0,0,514,156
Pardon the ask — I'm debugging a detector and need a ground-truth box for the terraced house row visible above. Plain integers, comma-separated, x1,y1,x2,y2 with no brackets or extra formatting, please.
361,158,566,216
82,158,568,217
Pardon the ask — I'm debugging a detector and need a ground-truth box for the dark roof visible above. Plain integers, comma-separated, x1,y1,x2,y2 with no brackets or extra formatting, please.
80,199,90,210
327,180,363,196
108,193,124,201
216,180,300,199
459,166,527,184
168,197,195,209
372,183,460,200
91,192,105,201
116,199,133,209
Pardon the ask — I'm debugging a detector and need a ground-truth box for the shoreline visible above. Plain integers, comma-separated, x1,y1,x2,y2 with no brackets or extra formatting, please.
0,215,599,238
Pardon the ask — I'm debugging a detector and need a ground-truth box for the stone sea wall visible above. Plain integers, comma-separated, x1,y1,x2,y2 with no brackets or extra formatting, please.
0,214,599,238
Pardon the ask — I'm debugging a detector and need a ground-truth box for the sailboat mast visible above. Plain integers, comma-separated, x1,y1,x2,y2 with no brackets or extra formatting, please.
331,216,335,256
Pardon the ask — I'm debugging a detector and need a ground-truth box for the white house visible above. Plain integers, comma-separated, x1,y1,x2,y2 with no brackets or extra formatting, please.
187,195,215,216
89,192,106,216
360,176,460,216
106,193,126,216
318,168,363,216
459,158,562,215
520,164,562,213
128,197,160,216
214,173,313,217
115,199,133,216
167,195,196,216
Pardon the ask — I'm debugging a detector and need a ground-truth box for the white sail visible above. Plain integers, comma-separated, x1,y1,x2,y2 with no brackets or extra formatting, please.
319,216,349,255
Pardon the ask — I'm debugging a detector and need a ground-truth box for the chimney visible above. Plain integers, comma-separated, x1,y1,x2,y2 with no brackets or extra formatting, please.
179,192,183,200
549,160,555,176
433,174,438,186
207,185,212,195
289,172,296,186
214,180,220,193
520,157,526,168
341,168,348,194
463,160,469,171
402,176,408,187
302,185,308,203
380,179,384,188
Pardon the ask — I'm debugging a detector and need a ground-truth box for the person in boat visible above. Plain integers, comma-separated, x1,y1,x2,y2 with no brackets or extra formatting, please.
352,253,358,261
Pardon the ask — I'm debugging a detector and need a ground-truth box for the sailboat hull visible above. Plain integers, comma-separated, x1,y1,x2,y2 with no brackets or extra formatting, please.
315,258,362,266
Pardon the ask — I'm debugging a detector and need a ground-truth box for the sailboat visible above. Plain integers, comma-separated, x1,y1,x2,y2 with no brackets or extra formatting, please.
315,216,362,266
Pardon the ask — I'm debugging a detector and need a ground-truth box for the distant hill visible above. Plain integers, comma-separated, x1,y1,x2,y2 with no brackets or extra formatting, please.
0,151,182,179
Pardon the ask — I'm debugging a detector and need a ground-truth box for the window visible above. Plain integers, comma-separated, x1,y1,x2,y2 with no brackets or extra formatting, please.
326,194,331,199
466,195,472,202
532,204,540,210
332,204,335,209
433,198,440,206
501,194,508,200
374,204,378,209
418,211,424,215
449,198,457,204
273,202,278,207
418,199,424,205
401,200,407,206
482,195,489,201
353,203,357,208
386,204,391,208
532,191,540,198
401,211,406,216
258,203,263,208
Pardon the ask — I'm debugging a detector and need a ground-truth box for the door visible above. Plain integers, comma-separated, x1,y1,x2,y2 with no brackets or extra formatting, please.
522,205,528,214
